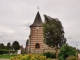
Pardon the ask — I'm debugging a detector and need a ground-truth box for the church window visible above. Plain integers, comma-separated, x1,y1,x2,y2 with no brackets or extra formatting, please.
35,43,40,48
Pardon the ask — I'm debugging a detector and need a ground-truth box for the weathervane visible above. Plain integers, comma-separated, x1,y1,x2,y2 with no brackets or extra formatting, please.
37,6,39,11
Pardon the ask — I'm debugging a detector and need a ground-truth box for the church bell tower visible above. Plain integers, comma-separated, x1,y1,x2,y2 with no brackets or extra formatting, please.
29,11,45,53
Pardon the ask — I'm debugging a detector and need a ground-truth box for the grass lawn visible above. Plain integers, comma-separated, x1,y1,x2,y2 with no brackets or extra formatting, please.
0,54,16,59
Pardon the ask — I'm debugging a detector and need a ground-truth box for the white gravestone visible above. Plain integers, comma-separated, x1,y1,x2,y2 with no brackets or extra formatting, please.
17,50,21,54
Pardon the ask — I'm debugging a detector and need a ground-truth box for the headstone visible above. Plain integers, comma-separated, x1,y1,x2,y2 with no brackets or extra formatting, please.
78,54,80,60
10,53,12,55
17,50,21,54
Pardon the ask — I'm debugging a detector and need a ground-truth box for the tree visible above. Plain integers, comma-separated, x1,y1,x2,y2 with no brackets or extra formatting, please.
43,15,66,59
6,42,11,50
58,44,77,60
0,43,5,49
12,41,20,50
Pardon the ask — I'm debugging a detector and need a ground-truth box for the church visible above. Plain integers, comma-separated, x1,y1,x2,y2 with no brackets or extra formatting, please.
26,11,55,54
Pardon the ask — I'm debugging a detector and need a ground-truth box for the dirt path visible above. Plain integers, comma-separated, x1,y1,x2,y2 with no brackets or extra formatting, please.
0,59,10,60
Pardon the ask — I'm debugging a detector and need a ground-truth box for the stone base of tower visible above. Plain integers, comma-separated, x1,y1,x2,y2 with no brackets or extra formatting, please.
30,49,44,54
29,48,57,54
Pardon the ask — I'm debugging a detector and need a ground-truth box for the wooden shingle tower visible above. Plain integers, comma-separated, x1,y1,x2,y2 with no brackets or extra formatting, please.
29,11,45,53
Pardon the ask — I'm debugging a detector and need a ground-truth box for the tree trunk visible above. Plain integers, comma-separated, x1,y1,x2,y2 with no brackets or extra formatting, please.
55,45,58,60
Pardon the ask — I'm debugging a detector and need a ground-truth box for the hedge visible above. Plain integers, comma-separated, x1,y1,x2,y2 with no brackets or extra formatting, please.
0,49,17,55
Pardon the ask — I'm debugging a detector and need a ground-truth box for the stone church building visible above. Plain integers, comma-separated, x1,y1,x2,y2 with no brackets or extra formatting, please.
26,11,54,54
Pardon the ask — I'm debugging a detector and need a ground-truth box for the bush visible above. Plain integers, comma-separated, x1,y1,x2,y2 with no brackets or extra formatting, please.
58,44,77,60
11,54,51,60
10,50,17,54
66,56,78,60
43,52,56,58
0,49,8,55
0,49,17,55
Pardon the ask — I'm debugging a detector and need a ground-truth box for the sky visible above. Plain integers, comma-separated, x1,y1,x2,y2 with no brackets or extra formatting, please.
0,0,80,49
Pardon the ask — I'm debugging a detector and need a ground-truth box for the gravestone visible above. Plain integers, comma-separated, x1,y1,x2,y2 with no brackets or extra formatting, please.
17,49,21,54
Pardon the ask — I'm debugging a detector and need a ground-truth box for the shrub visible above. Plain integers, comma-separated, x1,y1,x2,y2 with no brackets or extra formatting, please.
10,50,17,54
0,49,17,55
58,44,77,60
43,52,56,58
66,56,78,60
0,49,8,55
11,54,51,60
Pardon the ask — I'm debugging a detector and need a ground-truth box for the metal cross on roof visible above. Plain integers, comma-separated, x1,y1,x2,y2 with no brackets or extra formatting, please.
37,6,39,11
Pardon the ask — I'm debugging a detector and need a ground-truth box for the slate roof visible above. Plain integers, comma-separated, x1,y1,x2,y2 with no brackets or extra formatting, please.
30,11,43,27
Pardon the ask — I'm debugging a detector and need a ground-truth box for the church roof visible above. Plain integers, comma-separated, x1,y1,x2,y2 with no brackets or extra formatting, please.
30,11,43,27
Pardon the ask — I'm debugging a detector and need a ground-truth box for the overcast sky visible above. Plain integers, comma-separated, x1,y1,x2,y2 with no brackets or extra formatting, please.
0,0,80,49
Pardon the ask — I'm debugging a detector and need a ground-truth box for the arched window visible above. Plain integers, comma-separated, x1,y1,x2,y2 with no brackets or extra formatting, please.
35,43,40,48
